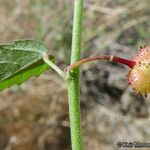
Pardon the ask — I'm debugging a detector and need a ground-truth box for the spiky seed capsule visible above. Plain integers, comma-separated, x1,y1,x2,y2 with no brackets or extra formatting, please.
128,46,150,96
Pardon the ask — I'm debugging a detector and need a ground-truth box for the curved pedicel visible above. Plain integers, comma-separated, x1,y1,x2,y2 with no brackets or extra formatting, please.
66,46,150,97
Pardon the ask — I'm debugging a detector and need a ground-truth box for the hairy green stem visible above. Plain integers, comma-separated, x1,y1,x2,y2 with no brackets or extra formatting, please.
67,0,84,149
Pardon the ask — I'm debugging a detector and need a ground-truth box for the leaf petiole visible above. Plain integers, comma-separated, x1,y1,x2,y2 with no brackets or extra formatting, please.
43,53,66,81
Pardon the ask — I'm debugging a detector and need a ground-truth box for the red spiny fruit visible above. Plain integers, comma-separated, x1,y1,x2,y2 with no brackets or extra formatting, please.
128,46,150,97
67,46,150,96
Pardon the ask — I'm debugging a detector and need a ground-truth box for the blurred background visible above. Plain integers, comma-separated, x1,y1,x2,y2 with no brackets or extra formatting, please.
0,0,150,149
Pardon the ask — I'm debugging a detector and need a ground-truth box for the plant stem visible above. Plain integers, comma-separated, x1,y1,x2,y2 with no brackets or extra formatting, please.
66,55,135,71
67,0,84,149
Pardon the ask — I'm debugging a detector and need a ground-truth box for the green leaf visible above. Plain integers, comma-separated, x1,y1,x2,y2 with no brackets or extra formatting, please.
0,40,54,91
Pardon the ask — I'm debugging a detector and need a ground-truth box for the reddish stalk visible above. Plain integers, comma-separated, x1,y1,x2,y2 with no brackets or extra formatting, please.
66,55,135,72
